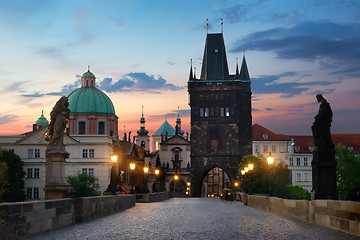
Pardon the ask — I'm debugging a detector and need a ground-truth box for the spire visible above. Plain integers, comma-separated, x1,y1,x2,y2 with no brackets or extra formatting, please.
200,33,229,80
194,65,197,79
175,106,184,136
137,106,148,136
206,19,209,34
189,59,194,80
235,57,239,79
239,53,250,81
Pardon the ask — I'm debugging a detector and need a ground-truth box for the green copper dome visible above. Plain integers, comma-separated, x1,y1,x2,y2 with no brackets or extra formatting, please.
82,70,95,78
68,87,115,115
36,113,49,126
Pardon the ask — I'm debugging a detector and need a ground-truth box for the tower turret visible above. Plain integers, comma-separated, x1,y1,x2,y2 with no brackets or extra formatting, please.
136,106,150,150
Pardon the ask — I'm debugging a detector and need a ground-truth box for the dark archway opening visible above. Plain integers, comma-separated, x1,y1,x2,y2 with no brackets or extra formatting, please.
201,167,230,197
170,179,186,193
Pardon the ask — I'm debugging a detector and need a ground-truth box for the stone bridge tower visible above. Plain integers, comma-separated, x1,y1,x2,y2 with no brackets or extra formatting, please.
188,32,252,197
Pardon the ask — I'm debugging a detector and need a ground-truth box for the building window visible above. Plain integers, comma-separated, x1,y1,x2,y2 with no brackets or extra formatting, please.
27,168,33,178
200,108,204,117
220,108,224,117
304,158,308,166
27,188,32,199
82,149,88,158
89,149,94,158
263,145,268,153
28,149,34,158
296,158,301,166
8,149,14,153
33,188,39,199
34,149,40,158
79,121,86,134
255,145,260,153
296,172,301,182
271,145,276,153
205,108,209,117
34,168,40,178
303,173,309,182
88,168,94,176
289,157,293,166
155,140,159,151
98,122,105,134
225,108,230,117
82,168,88,174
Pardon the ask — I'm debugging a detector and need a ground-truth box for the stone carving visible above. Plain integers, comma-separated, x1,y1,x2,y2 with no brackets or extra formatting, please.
48,96,71,148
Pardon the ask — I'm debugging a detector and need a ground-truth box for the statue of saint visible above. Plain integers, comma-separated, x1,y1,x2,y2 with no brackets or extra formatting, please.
48,96,71,147
311,94,334,149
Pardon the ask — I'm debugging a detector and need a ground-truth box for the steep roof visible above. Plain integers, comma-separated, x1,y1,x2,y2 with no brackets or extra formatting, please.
153,120,175,136
239,55,250,81
200,33,229,81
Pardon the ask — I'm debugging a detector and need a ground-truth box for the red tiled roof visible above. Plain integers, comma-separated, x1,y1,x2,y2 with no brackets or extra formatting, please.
253,124,360,154
252,123,290,141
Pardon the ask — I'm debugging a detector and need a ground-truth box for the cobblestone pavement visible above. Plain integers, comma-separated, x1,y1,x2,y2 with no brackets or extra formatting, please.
28,198,359,240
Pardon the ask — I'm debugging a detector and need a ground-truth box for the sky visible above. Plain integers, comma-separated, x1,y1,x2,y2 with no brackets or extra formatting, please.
0,0,359,136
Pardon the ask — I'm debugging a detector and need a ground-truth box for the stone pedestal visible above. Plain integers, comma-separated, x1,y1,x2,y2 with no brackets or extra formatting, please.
311,147,338,200
44,146,72,199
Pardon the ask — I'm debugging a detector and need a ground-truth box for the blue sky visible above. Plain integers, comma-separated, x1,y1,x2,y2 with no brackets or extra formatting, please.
0,0,359,135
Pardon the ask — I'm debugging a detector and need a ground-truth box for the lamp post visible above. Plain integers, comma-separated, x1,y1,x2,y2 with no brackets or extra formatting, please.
241,170,245,192
110,154,118,195
142,166,149,193
155,169,160,192
248,163,254,195
130,162,136,194
267,152,274,196
173,174,179,192
186,182,191,197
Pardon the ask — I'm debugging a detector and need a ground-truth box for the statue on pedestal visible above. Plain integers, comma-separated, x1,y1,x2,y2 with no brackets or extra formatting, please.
311,94,338,200
44,96,72,199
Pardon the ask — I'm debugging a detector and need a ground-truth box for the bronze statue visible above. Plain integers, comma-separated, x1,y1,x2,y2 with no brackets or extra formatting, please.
311,94,334,150
48,96,71,147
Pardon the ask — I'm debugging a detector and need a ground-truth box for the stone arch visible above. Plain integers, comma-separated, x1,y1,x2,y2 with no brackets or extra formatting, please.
170,179,186,193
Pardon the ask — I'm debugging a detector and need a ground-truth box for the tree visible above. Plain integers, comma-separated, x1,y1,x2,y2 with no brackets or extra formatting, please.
239,154,290,197
67,173,100,198
336,145,360,201
0,149,25,202
287,185,311,200
0,162,9,202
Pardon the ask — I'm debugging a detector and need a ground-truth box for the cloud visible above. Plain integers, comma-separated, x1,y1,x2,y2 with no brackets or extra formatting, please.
231,21,360,77
98,72,184,93
73,11,94,43
0,114,19,124
166,61,175,66
252,108,259,112
107,16,125,29
37,47,63,59
265,108,273,111
252,72,339,98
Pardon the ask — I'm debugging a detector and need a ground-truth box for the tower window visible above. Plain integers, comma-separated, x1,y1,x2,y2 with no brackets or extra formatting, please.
214,49,218,53
79,122,85,134
141,141,145,148
98,122,105,134
220,108,224,117
205,108,209,117
200,108,204,117
225,108,230,117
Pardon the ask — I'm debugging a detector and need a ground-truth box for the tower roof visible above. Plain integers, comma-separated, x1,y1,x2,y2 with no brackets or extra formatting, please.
239,55,250,81
200,33,229,81
153,120,175,136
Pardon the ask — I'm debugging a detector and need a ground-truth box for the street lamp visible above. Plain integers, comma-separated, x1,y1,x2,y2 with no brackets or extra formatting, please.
110,154,118,195
173,175,179,192
142,166,149,193
155,169,160,192
130,162,136,194
267,152,274,196
247,163,254,195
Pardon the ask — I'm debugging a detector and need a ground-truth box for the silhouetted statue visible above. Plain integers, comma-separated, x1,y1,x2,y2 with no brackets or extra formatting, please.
311,94,338,200
312,94,334,150
48,96,70,147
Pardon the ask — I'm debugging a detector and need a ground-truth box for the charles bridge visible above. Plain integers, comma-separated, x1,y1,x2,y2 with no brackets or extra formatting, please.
1,193,360,239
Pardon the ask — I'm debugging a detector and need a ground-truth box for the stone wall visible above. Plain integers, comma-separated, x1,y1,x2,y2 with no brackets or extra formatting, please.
0,195,135,239
136,192,170,203
243,194,360,237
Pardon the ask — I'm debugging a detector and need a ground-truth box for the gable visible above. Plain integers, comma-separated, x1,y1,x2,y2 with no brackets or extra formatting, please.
16,127,79,145
161,135,190,145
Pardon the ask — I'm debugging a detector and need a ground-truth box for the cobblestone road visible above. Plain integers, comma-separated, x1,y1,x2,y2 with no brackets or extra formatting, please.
28,198,359,240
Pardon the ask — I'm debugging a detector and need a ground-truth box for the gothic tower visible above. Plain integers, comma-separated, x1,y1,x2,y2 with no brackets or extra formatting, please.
188,32,252,197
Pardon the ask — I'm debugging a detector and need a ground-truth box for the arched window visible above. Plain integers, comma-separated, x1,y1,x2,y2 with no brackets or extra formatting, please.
79,121,85,134
98,122,105,134
141,141,145,148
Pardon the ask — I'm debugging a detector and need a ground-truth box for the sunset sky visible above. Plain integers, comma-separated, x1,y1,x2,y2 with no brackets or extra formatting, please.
0,0,359,136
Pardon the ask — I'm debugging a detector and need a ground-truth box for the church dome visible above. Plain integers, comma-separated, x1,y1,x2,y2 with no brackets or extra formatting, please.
36,112,49,126
68,87,115,115
82,70,95,78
